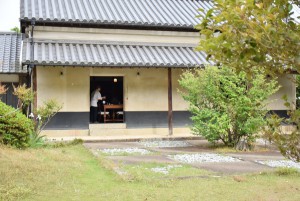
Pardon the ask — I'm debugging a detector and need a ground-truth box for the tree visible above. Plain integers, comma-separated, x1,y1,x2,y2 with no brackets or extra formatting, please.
179,67,279,150
196,0,300,76
10,26,20,33
195,0,300,160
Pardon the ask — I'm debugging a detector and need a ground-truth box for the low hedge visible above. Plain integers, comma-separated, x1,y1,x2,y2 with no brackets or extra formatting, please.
0,101,33,148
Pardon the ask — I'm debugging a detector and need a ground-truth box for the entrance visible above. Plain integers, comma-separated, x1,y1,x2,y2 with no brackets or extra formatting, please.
90,76,124,123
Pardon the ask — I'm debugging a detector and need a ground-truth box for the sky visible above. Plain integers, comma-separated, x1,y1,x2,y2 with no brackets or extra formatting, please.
0,0,20,31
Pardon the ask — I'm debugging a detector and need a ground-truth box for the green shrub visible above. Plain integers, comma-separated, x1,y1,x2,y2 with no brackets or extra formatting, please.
0,101,34,148
179,67,279,150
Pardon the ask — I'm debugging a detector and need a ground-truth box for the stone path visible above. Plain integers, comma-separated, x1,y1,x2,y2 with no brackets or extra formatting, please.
84,140,296,175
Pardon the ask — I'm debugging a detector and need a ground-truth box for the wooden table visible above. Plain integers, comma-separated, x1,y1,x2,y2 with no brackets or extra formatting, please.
104,104,124,123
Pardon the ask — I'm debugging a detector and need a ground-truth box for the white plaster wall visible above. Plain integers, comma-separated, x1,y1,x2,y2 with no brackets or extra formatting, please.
0,74,19,82
36,67,90,112
36,67,295,112
31,26,201,45
37,67,189,112
172,69,189,111
267,74,296,110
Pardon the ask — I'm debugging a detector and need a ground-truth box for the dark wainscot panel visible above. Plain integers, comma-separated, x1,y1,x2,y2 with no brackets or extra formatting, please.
44,112,89,130
42,110,288,130
125,111,192,128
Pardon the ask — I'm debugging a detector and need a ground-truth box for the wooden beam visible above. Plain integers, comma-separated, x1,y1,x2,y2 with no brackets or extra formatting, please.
32,66,37,111
168,68,173,135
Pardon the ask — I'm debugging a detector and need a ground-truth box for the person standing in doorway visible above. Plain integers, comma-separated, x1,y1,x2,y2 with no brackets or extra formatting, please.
90,86,106,123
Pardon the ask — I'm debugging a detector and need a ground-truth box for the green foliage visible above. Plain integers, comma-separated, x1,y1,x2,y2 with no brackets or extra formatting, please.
264,97,300,162
0,83,62,149
27,99,62,148
10,26,20,33
274,167,300,176
12,84,62,148
179,66,279,149
28,132,45,148
0,101,33,149
35,99,62,135
45,139,84,148
13,84,35,116
0,83,7,95
196,0,300,76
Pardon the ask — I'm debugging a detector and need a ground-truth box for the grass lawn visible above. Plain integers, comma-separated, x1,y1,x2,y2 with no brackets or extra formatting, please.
1,144,300,201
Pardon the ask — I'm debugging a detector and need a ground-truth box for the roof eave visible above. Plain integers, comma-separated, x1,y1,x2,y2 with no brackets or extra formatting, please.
21,62,201,69
20,19,198,33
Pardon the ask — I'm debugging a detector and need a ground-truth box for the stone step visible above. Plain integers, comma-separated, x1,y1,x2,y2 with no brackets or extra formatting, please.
89,123,126,129
89,127,192,136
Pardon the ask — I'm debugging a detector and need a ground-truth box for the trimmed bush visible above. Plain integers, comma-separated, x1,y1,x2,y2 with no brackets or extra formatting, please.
179,67,279,150
0,101,33,148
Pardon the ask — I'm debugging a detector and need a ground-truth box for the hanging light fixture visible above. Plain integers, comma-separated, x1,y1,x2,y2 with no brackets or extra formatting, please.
113,78,117,83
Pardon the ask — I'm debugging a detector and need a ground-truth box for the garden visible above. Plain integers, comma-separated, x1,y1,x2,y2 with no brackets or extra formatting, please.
1,1,300,200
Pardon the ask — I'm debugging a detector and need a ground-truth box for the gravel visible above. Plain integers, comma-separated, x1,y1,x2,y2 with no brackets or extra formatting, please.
140,140,192,148
169,153,241,164
255,138,272,146
256,160,300,170
98,148,152,155
150,165,183,175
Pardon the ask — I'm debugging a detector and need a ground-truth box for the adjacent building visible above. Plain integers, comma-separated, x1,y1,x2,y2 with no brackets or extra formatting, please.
0,32,26,108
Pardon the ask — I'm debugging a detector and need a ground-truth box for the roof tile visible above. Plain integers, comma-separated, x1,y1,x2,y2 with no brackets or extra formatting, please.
22,40,211,67
0,33,25,74
20,0,214,28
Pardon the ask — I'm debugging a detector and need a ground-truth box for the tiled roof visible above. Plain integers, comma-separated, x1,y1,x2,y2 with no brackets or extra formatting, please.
22,40,210,67
0,33,25,74
20,0,213,29
20,1,300,29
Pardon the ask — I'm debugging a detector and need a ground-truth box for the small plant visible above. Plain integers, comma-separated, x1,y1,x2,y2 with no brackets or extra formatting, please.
35,99,62,135
13,84,35,117
45,139,84,148
28,132,45,148
0,83,7,95
274,167,300,176
27,99,62,147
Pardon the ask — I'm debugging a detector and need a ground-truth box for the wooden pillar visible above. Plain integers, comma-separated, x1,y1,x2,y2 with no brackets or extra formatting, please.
168,68,173,135
32,66,37,111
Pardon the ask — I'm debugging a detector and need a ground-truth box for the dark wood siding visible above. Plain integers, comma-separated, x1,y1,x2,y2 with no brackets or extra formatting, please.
0,83,18,108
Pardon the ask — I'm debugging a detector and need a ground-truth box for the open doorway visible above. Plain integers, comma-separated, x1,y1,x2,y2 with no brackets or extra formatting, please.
90,76,124,123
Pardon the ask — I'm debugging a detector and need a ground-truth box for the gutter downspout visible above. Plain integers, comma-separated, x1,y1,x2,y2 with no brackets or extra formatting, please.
29,19,35,81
